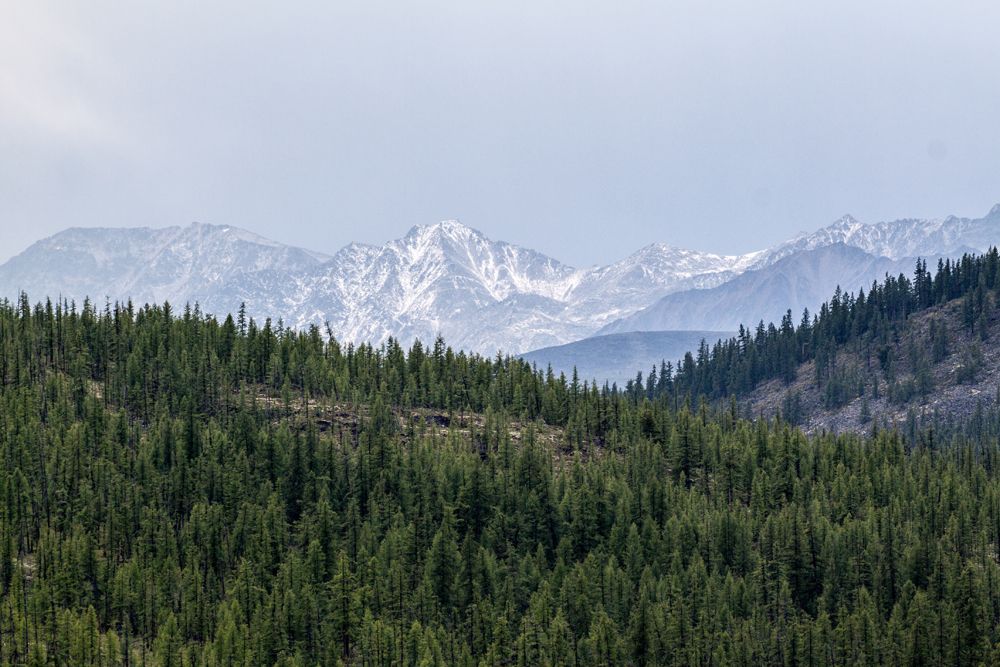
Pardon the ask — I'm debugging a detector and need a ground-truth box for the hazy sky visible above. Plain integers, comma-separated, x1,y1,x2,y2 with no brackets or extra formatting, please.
2,1,999,266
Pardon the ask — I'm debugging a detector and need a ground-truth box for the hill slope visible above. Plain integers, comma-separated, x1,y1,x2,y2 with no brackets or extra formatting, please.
744,294,1000,434
3,274,1000,664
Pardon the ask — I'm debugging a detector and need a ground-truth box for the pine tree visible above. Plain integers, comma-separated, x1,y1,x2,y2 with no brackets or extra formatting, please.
330,551,360,660
424,508,460,618
154,613,183,667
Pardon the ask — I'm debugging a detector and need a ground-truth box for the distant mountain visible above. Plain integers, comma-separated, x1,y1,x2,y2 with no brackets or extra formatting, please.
1,204,997,354
520,330,734,386
599,244,917,334
759,204,1000,265
0,220,753,353
561,243,762,329
288,221,764,352
0,223,329,314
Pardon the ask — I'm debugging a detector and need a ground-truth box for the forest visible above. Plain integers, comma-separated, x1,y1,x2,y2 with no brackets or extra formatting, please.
1,251,1000,665
635,251,1000,403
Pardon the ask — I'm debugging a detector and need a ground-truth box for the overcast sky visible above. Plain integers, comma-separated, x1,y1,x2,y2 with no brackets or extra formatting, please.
2,0,999,265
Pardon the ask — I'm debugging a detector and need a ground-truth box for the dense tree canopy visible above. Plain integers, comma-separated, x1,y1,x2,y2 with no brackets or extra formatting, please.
0,250,999,665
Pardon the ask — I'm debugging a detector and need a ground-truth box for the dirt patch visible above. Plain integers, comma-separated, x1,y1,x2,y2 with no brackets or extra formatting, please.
249,390,582,463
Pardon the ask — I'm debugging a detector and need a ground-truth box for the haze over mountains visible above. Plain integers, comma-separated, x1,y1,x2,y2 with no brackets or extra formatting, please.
520,330,735,386
1,205,998,357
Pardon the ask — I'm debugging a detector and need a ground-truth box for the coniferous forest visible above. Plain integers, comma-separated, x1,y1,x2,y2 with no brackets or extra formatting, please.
2,254,1000,665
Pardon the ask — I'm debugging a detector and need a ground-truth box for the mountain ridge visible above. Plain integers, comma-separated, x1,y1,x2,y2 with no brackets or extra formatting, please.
2,205,998,354
598,244,921,335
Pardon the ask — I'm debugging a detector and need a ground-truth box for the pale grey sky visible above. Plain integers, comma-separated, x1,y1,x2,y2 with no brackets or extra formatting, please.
1,0,999,265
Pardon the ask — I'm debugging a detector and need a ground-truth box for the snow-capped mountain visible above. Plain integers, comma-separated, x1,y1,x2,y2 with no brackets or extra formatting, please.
0,218,774,352
1,219,741,352
0,222,329,313
297,221,583,352
561,243,764,328
756,204,1000,266
598,244,918,335
593,205,1000,338
1,204,998,354
286,221,763,352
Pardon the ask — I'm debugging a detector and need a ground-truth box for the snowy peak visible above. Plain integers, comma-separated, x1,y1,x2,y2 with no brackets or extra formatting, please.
403,218,481,243
606,242,760,278
385,219,577,302
305,220,586,351
827,214,862,231
759,207,1000,265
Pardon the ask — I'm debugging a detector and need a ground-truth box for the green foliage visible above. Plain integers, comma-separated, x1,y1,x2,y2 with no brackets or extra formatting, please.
0,283,998,665
651,251,1000,402
957,343,984,384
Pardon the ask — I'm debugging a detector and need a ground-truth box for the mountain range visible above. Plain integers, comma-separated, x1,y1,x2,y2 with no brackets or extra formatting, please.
2,205,998,355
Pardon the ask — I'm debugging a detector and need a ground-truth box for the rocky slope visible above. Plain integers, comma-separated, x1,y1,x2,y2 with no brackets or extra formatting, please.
741,293,1000,435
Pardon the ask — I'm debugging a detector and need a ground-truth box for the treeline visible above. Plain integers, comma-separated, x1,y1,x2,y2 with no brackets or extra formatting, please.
626,249,1000,402
0,250,999,665
0,295,605,431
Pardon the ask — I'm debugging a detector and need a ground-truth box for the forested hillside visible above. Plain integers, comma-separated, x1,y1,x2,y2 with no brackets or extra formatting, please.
628,251,1000,432
2,288,1000,665
743,291,1000,433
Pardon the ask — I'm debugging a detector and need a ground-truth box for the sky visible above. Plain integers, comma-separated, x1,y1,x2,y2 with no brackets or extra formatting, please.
2,0,999,266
